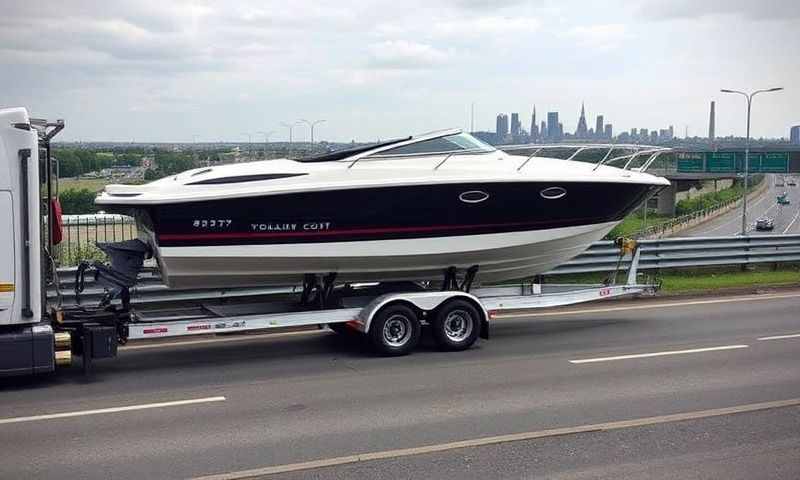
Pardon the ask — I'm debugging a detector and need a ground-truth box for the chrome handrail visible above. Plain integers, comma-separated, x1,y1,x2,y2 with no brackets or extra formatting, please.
433,153,454,170
516,148,542,172
501,144,672,173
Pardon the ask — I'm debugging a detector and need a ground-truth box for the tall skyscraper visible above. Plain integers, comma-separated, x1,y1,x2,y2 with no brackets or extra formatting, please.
604,124,613,139
668,125,674,140
530,106,538,140
547,112,559,140
791,125,800,145
510,113,521,137
540,121,547,141
595,115,604,140
558,122,564,140
630,127,637,139
575,102,588,138
708,101,716,140
495,114,509,141
640,128,649,139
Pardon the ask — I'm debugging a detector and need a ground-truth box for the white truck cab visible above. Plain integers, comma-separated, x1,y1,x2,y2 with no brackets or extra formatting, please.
0,107,64,376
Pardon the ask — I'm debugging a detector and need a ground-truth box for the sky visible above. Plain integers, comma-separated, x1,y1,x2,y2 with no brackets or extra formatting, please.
1,0,798,142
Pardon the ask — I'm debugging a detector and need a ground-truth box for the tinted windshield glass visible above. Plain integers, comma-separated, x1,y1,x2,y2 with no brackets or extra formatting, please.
370,133,495,157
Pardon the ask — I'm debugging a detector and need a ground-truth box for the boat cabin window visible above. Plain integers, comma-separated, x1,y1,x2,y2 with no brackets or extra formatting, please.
367,133,495,158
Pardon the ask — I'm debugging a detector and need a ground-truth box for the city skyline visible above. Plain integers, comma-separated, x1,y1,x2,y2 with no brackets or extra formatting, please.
1,1,797,142
488,101,682,145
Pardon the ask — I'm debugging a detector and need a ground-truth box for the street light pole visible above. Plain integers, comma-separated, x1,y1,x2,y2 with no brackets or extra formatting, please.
299,119,326,143
256,130,273,157
241,132,252,160
281,122,298,144
720,87,783,235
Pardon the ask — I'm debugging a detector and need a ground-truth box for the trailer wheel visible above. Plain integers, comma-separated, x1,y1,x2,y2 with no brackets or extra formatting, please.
369,304,420,356
432,300,480,351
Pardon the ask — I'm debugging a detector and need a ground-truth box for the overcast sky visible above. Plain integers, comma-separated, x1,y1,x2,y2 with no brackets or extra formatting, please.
1,0,798,142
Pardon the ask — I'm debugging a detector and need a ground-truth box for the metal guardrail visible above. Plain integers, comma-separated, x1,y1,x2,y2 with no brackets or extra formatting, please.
633,175,768,239
635,196,742,239
50,234,800,305
549,234,800,274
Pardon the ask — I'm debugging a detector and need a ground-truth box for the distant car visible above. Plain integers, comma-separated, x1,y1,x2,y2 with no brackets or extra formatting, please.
788,179,797,186
756,217,775,231
777,192,790,205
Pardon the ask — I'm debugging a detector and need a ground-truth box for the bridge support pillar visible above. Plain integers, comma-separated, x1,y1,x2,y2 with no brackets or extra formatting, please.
656,183,676,216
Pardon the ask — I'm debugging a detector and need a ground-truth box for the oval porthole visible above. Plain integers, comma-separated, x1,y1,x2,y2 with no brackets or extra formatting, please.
540,186,567,200
459,190,490,204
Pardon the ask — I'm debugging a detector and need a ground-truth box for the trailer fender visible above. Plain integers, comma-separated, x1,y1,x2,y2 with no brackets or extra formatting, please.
356,291,489,338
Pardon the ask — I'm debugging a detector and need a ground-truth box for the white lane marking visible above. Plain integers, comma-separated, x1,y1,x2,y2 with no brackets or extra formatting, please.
494,291,800,319
122,330,327,351
0,396,226,425
568,344,749,364
758,333,800,341
191,398,800,480
783,208,800,234
703,188,769,235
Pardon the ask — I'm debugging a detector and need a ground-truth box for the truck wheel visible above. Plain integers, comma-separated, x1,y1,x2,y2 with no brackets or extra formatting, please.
432,300,480,351
369,304,420,356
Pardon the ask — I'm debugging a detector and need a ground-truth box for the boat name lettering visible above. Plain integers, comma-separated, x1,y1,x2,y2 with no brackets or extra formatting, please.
193,219,233,229
250,222,332,232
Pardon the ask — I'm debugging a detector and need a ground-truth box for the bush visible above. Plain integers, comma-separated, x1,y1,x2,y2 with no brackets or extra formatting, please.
59,188,98,214
674,177,763,217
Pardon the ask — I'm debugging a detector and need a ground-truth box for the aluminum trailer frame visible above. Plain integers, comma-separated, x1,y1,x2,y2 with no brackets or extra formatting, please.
124,282,653,341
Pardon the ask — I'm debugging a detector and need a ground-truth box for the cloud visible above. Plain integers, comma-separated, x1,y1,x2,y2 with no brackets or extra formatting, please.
434,16,541,36
1,0,796,142
563,24,630,51
640,0,800,21
367,40,451,69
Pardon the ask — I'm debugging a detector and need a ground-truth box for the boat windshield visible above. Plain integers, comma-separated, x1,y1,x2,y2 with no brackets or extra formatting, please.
368,133,495,158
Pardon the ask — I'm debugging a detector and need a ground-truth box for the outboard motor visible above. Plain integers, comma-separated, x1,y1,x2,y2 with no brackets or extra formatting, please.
75,239,151,309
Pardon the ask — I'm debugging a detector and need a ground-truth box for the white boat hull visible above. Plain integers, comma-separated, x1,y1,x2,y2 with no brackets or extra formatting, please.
155,221,618,288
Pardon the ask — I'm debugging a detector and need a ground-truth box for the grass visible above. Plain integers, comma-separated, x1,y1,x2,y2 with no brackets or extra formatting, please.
546,265,800,295
60,178,110,192
660,266,800,293
605,212,671,239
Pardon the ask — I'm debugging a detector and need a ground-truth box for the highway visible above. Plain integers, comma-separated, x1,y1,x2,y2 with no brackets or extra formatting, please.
679,175,800,237
1,291,800,479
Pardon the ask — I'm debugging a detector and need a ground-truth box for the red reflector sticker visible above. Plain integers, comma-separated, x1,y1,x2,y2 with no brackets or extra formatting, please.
143,327,168,334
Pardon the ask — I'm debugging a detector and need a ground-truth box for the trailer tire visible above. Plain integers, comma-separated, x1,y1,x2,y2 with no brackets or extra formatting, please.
431,299,480,351
369,304,420,356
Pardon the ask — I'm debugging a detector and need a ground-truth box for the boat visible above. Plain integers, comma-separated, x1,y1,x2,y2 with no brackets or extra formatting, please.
95,129,670,289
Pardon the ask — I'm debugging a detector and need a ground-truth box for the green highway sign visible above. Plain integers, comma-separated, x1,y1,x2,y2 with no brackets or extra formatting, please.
761,152,790,173
706,152,736,172
676,153,704,172
676,151,791,174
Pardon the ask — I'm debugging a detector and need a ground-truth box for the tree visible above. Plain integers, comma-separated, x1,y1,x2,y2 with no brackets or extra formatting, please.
59,188,98,214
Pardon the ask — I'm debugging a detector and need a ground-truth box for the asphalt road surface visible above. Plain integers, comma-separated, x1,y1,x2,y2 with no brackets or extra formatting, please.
1,291,799,479
680,175,800,237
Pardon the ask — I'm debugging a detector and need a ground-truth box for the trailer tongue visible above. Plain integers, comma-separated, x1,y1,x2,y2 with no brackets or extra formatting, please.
0,108,658,379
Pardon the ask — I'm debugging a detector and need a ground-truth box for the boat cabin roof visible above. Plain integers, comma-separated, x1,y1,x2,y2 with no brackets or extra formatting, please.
297,129,496,163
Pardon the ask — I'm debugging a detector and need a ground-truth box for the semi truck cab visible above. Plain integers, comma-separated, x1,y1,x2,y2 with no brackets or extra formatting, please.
0,107,66,376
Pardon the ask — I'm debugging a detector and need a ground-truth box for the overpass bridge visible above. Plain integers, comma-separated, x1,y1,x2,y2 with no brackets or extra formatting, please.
646,149,800,215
